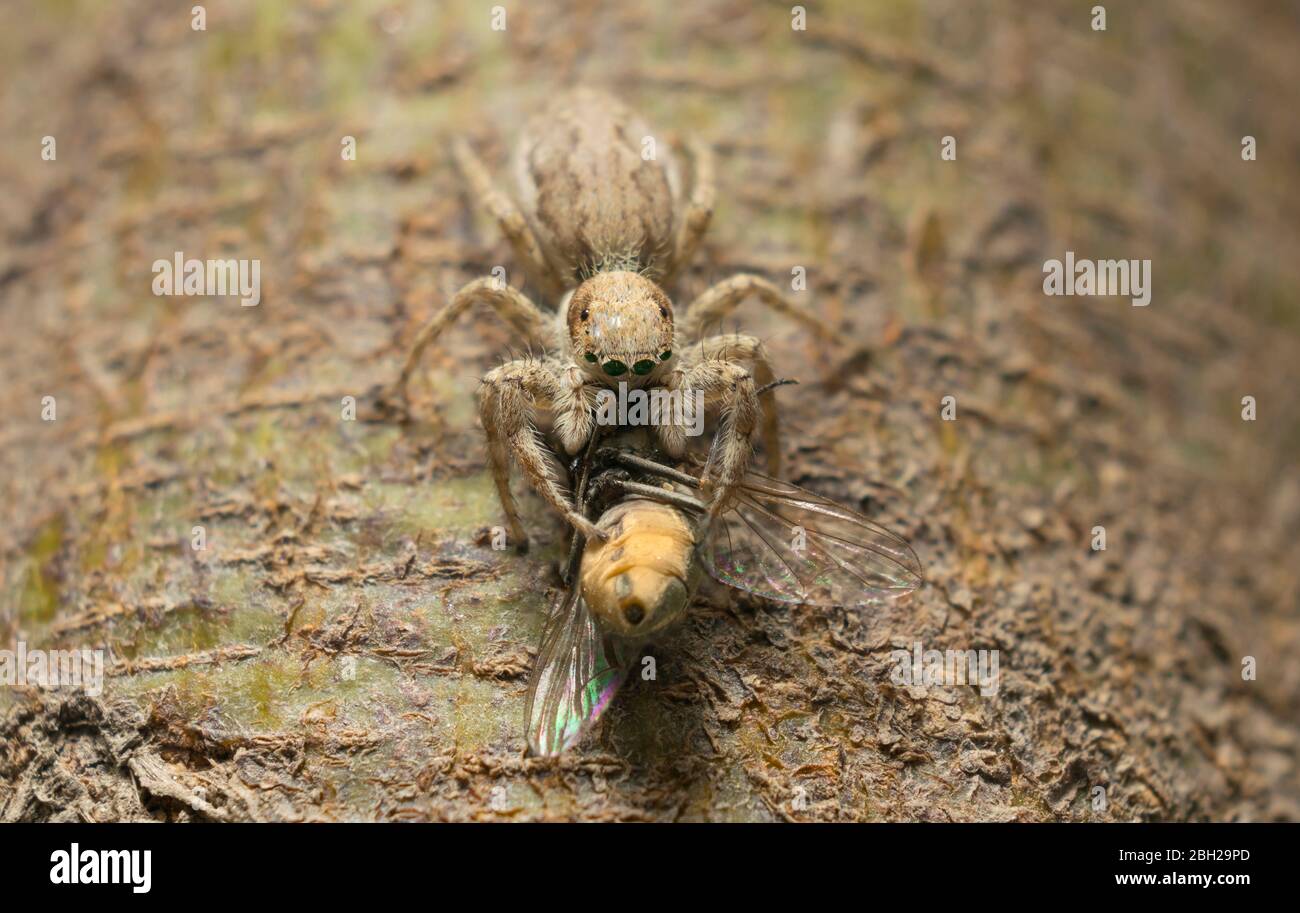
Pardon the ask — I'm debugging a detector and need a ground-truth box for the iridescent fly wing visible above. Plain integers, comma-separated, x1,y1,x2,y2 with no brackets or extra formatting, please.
524,582,628,757
700,471,923,607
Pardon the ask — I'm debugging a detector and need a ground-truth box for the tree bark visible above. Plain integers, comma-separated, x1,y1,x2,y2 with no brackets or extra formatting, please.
2,0,1298,822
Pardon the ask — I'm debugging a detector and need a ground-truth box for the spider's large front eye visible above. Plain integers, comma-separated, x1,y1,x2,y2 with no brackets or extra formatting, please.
602,359,627,376
632,360,655,375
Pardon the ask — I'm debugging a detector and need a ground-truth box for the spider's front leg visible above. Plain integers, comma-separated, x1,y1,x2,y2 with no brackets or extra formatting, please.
479,357,604,551
695,334,782,476
667,357,760,518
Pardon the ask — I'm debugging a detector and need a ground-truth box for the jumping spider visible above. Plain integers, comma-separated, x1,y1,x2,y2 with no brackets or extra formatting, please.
395,88,830,549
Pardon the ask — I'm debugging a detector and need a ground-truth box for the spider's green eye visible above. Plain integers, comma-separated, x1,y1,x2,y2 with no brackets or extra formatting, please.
632,359,655,375
584,352,597,363
659,351,672,361
602,359,627,376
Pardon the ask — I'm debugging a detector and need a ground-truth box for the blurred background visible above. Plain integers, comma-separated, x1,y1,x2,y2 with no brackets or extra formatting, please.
1,0,1297,821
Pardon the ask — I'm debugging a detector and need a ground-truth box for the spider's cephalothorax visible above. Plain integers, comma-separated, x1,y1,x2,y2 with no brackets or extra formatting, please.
394,88,832,549
566,271,675,388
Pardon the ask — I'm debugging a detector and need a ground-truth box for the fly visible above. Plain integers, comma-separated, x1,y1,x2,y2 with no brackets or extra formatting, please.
524,422,924,756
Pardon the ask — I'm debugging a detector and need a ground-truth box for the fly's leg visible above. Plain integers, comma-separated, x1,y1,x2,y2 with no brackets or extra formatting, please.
600,450,702,489
696,334,782,476
663,139,715,285
480,357,605,550
453,139,566,300
611,480,706,514
561,429,606,582
393,278,557,417
677,274,833,343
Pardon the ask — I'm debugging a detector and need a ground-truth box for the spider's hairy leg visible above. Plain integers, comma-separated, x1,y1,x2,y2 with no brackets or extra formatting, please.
663,139,715,285
479,357,604,548
452,139,566,300
696,334,782,476
673,357,760,517
677,274,833,343
480,383,530,552
394,278,556,415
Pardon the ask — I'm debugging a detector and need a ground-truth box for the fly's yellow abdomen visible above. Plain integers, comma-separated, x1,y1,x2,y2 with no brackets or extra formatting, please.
580,498,698,638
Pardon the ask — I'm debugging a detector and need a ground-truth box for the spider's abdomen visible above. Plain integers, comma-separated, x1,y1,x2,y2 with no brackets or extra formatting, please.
514,88,679,283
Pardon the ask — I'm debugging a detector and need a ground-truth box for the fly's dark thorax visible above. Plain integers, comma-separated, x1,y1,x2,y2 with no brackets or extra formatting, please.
580,428,673,513
513,89,679,284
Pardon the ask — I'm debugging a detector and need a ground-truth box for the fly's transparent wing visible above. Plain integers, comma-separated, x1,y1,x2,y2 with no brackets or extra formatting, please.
524,583,628,757
700,471,923,607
